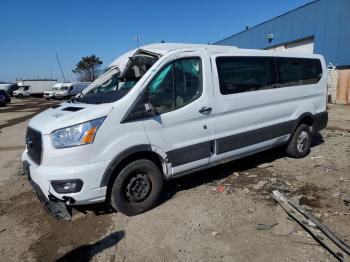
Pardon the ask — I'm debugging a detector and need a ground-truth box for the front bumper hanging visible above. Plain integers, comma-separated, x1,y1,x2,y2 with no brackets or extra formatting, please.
23,161,72,221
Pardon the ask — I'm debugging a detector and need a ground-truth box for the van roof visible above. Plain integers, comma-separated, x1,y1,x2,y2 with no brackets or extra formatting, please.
108,42,323,69
108,43,239,68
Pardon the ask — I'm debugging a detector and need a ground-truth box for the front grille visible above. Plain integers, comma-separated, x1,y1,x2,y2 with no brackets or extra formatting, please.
26,127,42,165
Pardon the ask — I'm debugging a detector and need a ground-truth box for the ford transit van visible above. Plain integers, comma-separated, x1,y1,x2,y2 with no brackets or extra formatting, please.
22,43,328,220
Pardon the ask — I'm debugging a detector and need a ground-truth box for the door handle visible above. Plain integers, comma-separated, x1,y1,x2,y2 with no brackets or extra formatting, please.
199,107,212,114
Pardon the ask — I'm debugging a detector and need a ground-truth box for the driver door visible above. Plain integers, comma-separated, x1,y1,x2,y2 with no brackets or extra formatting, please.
142,52,215,175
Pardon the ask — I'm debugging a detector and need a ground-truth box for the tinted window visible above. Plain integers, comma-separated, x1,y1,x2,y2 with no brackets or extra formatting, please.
305,59,322,84
276,57,308,87
145,58,202,114
276,58,322,87
173,59,202,108
216,57,276,95
147,64,175,114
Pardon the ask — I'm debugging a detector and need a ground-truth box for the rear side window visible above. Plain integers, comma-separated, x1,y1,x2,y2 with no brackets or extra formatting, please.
277,57,308,87
276,57,322,87
305,59,322,84
216,57,276,95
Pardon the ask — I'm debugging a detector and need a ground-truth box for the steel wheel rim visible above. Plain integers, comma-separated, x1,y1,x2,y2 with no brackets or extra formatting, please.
125,173,151,202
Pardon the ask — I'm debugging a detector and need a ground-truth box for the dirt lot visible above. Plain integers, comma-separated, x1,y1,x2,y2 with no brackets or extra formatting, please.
0,98,349,262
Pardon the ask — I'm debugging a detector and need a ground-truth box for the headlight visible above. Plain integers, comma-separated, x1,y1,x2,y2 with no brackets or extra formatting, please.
51,117,105,148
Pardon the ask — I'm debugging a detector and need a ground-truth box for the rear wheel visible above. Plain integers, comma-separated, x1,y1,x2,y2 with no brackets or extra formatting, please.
110,159,163,216
286,124,311,158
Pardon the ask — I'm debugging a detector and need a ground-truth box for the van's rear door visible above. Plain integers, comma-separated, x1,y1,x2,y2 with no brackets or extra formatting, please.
143,51,215,175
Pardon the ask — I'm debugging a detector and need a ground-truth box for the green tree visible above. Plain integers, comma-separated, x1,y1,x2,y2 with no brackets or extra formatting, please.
72,55,103,82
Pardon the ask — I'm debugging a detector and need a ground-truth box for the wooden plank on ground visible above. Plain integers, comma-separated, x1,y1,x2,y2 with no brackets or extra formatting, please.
272,190,350,261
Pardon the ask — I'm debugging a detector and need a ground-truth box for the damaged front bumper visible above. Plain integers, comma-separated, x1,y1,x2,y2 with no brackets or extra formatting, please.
23,161,72,220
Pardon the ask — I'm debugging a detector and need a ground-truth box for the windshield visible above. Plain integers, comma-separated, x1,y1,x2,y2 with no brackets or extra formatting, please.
86,67,138,95
75,50,160,104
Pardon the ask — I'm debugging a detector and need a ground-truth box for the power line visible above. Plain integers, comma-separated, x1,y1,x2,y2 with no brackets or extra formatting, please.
56,54,66,82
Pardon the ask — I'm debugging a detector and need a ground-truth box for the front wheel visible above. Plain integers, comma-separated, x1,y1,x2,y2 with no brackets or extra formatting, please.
110,159,164,216
286,124,312,158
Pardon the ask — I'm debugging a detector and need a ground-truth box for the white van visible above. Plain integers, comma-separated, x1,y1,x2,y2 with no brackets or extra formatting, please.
44,83,65,99
13,86,30,98
55,82,91,99
22,43,328,220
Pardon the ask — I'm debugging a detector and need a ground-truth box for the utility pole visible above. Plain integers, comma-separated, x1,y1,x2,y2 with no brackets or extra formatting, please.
135,36,140,48
56,54,66,82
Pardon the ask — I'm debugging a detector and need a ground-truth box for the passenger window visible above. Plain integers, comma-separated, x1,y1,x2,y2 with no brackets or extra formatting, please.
216,57,276,95
145,58,202,114
277,58,308,87
147,64,175,114
305,59,322,84
173,59,202,108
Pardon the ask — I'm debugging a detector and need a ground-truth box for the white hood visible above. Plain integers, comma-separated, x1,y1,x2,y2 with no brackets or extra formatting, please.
28,102,113,134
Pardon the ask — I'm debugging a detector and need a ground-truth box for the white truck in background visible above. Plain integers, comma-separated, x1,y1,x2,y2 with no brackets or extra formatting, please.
44,83,65,99
13,79,57,98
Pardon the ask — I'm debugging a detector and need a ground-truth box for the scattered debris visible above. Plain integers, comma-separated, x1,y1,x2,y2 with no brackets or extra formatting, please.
256,223,278,231
216,185,225,193
272,190,350,261
292,240,320,247
17,169,25,176
258,163,273,168
0,228,6,234
311,156,322,160
331,192,341,198
344,199,350,207
252,180,267,190
211,231,219,237
192,223,201,231
247,208,254,214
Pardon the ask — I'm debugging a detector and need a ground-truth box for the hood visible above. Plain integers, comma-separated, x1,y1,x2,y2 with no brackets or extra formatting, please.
28,102,113,134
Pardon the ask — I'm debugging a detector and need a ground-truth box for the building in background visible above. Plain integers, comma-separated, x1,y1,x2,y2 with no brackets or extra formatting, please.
215,0,350,104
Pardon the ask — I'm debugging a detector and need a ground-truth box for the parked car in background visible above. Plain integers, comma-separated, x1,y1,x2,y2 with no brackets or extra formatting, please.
0,89,11,106
13,86,30,98
54,82,91,99
44,83,65,99
22,43,328,220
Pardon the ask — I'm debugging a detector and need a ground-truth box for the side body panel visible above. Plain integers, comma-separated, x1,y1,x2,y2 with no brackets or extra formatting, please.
210,52,300,163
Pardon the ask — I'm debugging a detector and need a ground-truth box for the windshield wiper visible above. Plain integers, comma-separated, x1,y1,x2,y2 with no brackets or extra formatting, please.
68,90,84,103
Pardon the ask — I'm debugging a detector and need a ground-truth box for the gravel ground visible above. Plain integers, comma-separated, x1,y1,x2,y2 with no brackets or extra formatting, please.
0,98,349,261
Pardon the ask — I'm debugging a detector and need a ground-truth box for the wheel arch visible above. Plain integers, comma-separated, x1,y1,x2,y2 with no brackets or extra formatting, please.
100,145,166,192
292,112,315,134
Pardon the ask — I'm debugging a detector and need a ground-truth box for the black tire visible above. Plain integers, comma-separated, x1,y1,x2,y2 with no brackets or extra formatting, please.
17,94,23,98
110,159,164,216
286,124,312,158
